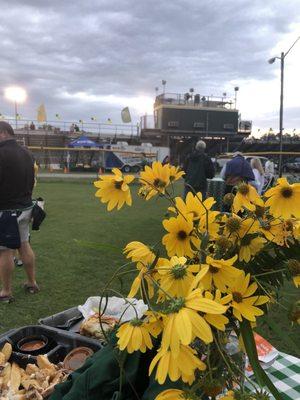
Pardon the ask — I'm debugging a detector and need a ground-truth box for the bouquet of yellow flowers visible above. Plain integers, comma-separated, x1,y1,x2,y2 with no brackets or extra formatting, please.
94,162,300,400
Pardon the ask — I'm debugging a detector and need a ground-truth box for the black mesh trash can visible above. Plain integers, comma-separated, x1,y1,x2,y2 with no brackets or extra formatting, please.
207,178,225,211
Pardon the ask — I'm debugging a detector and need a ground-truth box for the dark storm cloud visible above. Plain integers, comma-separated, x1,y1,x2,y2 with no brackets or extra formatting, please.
0,0,299,124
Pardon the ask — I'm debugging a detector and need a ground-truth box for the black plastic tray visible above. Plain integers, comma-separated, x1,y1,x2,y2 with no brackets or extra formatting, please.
39,306,83,331
0,325,102,368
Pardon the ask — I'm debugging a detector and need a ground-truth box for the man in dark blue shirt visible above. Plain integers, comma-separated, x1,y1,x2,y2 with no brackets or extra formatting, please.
0,122,39,303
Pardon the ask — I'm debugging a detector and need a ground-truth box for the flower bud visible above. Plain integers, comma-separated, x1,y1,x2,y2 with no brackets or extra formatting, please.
215,236,232,252
225,217,241,233
223,193,235,206
237,182,250,195
287,259,300,276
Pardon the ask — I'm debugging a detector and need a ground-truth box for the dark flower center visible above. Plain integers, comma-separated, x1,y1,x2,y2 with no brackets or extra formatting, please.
280,187,293,198
226,217,241,233
255,206,265,218
287,259,300,276
166,297,185,313
209,266,219,274
238,183,249,195
285,220,293,231
241,235,252,246
289,310,300,324
223,193,234,206
232,292,243,303
114,181,123,189
171,264,187,279
215,236,231,250
177,230,188,240
263,222,271,231
153,178,166,188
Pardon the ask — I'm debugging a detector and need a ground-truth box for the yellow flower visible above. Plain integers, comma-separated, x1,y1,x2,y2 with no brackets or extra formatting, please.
94,168,134,211
259,218,286,246
162,214,200,257
157,256,196,298
239,236,266,262
139,161,170,199
218,390,235,400
128,256,168,299
124,241,155,264
161,290,227,354
203,290,232,331
149,345,206,384
293,276,300,288
228,272,269,322
224,215,259,241
155,389,187,400
124,241,157,298
223,214,243,238
168,165,185,182
233,182,263,213
214,236,232,253
127,263,152,298
293,219,300,240
238,218,260,239
138,185,152,199
264,177,300,218
116,319,153,353
168,192,215,221
196,255,240,291
198,211,220,239
143,311,164,338
281,219,297,246
287,259,300,288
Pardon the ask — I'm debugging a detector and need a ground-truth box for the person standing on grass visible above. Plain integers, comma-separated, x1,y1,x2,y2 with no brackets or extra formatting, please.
250,158,265,194
0,122,39,303
183,140,215,199
220,152,255,211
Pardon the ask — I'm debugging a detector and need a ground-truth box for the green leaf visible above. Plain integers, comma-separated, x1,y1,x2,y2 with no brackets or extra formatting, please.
240,320,283,400
262,316,300,354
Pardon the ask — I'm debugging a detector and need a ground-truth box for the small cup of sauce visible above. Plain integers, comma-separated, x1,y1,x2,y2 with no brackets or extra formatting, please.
17,335,49,355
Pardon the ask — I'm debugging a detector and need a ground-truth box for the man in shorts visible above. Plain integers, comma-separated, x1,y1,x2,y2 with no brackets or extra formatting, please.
0,122,39,303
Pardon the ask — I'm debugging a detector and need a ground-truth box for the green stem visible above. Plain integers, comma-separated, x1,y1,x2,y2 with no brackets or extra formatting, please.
240,320,283,400
253,268,286,277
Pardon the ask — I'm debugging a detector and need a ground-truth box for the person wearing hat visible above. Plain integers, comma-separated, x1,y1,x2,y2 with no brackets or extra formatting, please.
220,152,255,205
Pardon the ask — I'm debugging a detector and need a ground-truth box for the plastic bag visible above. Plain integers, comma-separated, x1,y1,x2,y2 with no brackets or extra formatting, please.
78,296,148,322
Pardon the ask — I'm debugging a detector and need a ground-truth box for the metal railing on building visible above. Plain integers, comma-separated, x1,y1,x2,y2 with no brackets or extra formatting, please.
2,118,140,137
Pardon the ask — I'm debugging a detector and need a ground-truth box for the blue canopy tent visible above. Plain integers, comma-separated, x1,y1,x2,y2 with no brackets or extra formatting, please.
68,136,102,171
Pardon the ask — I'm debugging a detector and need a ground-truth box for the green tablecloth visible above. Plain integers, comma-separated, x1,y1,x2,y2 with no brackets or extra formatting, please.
50,343,299,400
246,352,300,400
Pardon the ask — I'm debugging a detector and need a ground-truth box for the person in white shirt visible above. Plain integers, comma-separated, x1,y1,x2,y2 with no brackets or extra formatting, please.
265,159,275,175
250,158,265,194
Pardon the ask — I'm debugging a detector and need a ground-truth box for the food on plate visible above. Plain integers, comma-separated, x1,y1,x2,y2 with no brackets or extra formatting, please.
80,314,117,339
0,342,68,399
1,344,12,363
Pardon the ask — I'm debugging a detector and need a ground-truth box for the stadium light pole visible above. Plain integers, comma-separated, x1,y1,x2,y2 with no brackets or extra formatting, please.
4,86,27,129
234,86,239,109
268,36,300,177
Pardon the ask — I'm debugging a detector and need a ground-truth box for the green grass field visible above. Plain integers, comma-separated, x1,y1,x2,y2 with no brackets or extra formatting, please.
0,179,299,357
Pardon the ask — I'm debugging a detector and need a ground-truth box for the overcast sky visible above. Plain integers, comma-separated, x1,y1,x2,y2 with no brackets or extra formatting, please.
0,0,300,134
